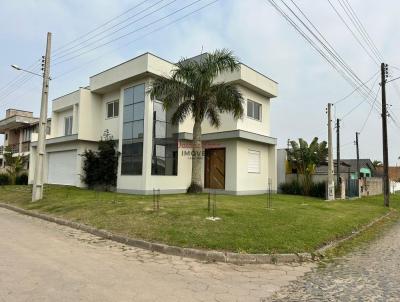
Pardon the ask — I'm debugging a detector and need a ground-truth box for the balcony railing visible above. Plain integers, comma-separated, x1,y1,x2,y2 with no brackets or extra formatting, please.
0,142,31,155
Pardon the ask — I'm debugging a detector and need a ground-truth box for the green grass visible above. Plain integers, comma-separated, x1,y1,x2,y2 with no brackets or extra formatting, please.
1,185,399,254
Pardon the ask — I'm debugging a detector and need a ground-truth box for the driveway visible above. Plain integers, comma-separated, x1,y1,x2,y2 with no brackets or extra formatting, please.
270,220,400,301
0,208,314,302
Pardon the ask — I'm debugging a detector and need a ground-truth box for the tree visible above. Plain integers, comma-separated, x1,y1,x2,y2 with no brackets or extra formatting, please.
372,160,383,168
3,146,27,185
286,138,328,195
149,49,244,193
82,130,118,191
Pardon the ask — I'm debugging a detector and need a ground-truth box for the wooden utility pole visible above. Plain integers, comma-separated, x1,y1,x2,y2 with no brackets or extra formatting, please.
327,103,335,200
32,32,51,201
355,132,360,179
336,118,340,185
381,63,390,207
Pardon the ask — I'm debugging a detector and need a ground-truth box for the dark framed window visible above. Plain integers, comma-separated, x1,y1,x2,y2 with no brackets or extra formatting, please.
247,100,262,121
107,100,119,118
151,101,178,175
121,84,145,175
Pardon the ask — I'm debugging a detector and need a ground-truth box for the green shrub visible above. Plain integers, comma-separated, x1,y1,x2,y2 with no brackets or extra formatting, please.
280,180,326,199
0,173,11,185
16,173,28,185
279,180,303,195
309,182,326,198
82,131,118,191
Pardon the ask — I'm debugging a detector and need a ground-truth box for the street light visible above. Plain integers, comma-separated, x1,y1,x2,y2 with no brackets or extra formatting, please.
11,32,52,201
11,64,51,80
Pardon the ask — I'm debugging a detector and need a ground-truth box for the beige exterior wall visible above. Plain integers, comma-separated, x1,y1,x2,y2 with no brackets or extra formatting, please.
235,140,277,193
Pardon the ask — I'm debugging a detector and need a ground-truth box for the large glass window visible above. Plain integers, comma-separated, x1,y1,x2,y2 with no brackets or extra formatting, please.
151,101,178,175
121,84,145,175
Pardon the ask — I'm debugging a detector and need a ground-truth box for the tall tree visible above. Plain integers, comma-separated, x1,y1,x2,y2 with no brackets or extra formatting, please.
286,138,328,195
149,49,244,193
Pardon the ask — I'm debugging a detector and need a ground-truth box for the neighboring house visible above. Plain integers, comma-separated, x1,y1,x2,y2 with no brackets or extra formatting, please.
376,166,400,182
0,109,50,170
376,166,400,193
28,52,279,195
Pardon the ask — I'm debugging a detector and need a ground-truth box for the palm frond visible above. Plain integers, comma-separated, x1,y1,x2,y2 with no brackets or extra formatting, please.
209,82,244,119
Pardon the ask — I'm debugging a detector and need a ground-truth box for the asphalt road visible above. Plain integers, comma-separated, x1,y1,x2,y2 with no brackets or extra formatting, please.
0,208,314,302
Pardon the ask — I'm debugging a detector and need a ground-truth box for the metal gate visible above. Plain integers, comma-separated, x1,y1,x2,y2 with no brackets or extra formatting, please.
347,179,359,198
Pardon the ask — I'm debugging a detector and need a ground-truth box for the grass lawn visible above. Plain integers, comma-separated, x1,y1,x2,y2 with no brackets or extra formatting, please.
1,185,399,254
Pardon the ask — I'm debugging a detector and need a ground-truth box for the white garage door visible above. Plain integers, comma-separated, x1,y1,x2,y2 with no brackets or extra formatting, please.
47,150,77,185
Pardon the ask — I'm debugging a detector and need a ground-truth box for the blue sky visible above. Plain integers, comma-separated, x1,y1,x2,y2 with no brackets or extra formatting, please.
0,0,399,164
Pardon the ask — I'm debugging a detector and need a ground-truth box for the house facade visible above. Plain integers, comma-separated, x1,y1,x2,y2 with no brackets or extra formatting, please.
0,109,50,170
28,53,278,195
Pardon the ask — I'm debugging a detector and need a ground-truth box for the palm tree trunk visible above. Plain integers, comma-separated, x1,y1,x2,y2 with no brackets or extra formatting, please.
189,119,203,192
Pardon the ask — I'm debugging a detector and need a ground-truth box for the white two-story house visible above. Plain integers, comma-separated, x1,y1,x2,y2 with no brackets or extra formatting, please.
29,52,278,195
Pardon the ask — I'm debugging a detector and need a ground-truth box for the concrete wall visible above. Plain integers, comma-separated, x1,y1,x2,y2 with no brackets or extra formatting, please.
390,181,400,193
360,177,383,196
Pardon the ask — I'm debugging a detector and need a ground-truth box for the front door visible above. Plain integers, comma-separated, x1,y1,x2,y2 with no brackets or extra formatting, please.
204,148,225,190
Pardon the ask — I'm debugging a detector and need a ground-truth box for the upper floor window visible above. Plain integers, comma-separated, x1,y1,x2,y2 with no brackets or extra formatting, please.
22,128,32,142
106,100,119,119
64,116,73,136
247,100,262,121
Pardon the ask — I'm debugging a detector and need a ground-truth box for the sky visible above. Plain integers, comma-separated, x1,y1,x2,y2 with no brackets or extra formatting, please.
0,0,399,164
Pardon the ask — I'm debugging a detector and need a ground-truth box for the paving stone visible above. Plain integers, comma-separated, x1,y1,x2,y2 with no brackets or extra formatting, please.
269,221,400,301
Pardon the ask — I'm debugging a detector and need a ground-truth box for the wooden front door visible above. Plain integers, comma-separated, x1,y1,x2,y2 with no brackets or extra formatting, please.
204,148,225,189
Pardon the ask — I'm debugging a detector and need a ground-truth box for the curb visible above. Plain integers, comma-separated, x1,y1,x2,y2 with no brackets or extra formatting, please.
0,202,392,265
314,210,395,256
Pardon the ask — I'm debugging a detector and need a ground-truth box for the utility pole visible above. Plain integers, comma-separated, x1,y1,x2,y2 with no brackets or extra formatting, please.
327,103,335,200
355,132,360,179
32,32,51,201
381,63,390,207
336,118,340,185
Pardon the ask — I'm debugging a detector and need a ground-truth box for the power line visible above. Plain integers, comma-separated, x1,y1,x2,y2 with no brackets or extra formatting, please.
339,74,380,119
359,86,381,133
333,71,378,105
52,0,205,66
52,0,153,55
267,0,382,114
53,0,175,60
326,0,380,65
340,0,384,61
53,0,219,80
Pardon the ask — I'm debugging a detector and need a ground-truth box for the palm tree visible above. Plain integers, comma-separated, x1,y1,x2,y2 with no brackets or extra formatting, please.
372,160,383,168
149,49,244,193
286,137,328,195
3,146,27,185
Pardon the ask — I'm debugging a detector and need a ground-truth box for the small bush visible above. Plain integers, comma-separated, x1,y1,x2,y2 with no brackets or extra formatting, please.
280,180,303,195
16,173,28,185
309,182,326,198
280,180,326,198
0,173,11,185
